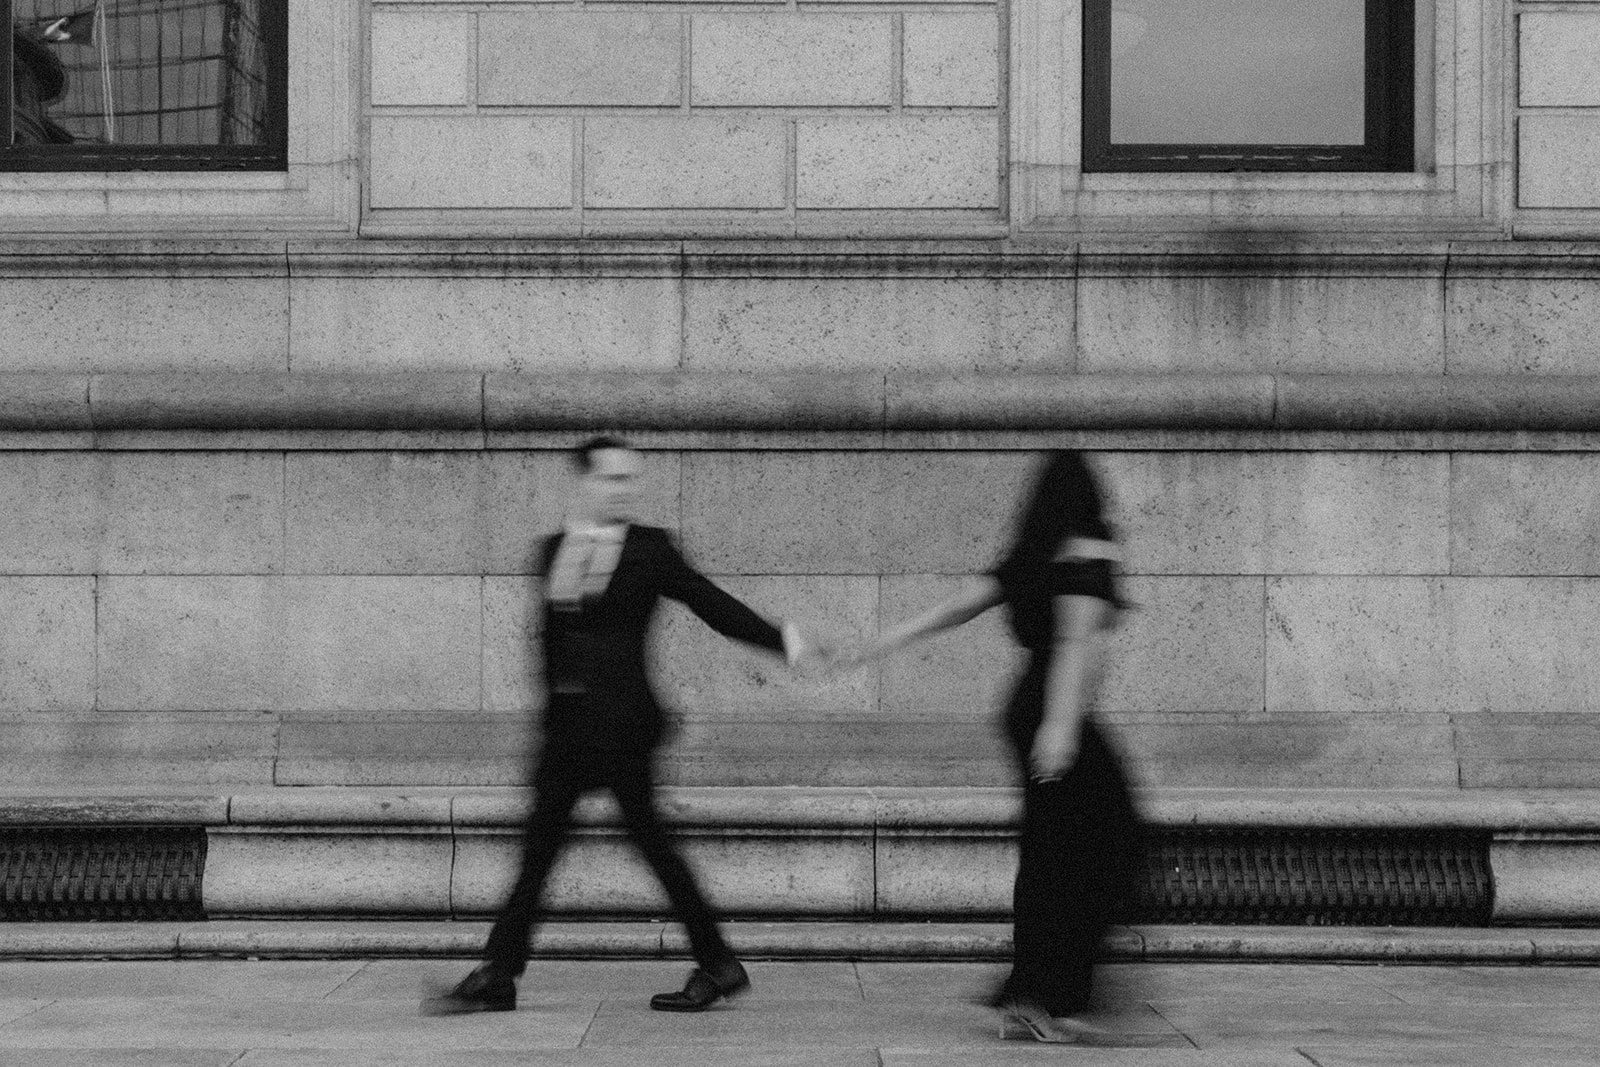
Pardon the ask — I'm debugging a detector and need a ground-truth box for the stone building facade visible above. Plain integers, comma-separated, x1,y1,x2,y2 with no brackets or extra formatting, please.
3,0,1600,928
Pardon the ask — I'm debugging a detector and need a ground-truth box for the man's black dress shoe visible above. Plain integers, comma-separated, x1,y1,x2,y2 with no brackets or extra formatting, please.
420,963,517,1015
649,961,750,1012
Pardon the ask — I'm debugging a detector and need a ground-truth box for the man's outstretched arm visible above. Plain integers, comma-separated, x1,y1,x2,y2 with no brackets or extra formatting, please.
654,530,790,656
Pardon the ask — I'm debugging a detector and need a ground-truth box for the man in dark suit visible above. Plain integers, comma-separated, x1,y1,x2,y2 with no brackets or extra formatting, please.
424,436,812,1016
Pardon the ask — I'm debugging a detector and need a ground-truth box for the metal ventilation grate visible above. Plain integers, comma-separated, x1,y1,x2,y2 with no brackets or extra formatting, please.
0,828,207,921
1136,829,1493,926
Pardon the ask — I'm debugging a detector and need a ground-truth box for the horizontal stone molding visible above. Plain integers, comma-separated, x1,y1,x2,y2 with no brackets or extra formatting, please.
1075,249,1451,279
884,374,1275,430
286,244,1081,280
486,372,883,432
5,240,1600,281
88,373,485,432
11,371,1600,436
0,242,289,279
11,919,1600,962
8,787,1600,833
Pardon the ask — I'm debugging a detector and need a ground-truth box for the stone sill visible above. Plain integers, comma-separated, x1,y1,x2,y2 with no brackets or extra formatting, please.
2,920,1596,963
11,372,1600,438
8,786,1600,834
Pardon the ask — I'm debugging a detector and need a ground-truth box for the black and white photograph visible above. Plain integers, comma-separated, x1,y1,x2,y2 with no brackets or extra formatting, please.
2,0,1599,1063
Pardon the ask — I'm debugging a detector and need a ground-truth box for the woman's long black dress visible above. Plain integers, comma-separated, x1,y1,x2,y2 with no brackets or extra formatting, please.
993,555,1143,1016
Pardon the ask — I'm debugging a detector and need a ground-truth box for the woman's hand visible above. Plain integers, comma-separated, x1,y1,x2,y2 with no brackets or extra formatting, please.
831,638,883,674
1028,718,1079,782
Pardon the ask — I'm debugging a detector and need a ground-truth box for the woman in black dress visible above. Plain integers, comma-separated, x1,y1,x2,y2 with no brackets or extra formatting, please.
854,450,1142,1042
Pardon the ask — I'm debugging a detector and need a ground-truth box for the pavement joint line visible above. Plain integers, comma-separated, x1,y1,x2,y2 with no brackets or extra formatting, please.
576,1000,602,1048
321,960,373,1000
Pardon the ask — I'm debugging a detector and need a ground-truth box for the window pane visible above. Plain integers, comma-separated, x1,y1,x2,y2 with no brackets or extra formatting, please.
1109,0,1365,145
11,0,276,148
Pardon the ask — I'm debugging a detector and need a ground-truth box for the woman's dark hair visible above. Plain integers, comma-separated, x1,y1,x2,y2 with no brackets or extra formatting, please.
996,450,1114,577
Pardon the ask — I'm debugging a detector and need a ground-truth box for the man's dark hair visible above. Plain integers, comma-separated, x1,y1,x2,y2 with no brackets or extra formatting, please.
572,435,632,472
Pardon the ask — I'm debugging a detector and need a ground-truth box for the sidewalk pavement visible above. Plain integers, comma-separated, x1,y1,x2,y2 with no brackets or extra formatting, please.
0,956,1596,1066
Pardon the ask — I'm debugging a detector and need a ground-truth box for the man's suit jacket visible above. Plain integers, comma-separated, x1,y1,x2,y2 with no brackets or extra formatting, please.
536,523,784,751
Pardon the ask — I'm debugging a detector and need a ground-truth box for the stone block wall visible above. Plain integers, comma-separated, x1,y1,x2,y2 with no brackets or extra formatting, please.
3,430,1600,791
354,0,1600,239
1520,6,1600,208
9,0,1600,809
1517,1,1600,234
365,2,1001,234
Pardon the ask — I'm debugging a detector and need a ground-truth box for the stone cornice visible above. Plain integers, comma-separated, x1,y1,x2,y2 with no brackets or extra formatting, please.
8,372,1600,434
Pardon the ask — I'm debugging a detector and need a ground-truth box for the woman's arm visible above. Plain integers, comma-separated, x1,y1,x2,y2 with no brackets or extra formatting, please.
1028,593,1113,781
852,575,1006,665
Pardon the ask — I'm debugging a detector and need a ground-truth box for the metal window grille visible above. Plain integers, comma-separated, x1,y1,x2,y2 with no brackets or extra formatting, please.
0,828,207,921
1134,829,1493,926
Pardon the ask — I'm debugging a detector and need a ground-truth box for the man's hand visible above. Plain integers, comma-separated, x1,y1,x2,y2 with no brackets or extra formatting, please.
787,623,846,675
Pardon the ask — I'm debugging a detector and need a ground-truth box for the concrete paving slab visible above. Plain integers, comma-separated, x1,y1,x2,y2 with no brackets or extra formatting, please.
0,997,594,1052
4,958,1600,1065
238,1051,881,1067
1152,1002,1467,1049
736,961,865,1002
1304,1047,1600,1067
337,958,677,1004
1095,962,1402,1005
0,998,50,1026
1165,1000,1600,1051
1353,963,1600,1006
0,960,364,1000
1404,1003,1600,1046
855,960,1008,1001
1,1053,242,1067
583,999,1181,1050
582,999,1001,1049
884,1053,1299,1067
333,959,864,1005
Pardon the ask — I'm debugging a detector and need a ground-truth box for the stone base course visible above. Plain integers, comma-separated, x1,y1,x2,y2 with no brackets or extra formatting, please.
6,788,1600,926
4,920,1599,964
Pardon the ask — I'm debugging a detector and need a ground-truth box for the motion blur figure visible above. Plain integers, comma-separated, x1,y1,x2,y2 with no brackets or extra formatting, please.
424,436,819,1017
853,450,1144,1043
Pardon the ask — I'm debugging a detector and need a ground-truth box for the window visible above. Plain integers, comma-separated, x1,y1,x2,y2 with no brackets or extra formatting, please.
4,0,286,170
1082,0,1414,172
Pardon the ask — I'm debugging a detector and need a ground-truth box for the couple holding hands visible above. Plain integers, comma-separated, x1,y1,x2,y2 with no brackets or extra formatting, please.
424,437,1142,1045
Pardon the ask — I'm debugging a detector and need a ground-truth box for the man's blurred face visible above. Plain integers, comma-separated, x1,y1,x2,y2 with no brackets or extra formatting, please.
577,446,642,525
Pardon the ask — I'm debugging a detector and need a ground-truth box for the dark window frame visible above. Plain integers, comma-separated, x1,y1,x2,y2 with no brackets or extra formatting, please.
1082,0,1415,173
3,0,288,171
